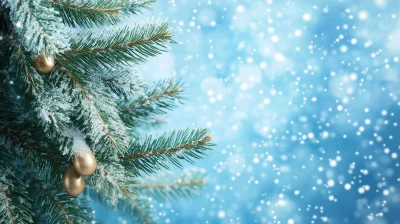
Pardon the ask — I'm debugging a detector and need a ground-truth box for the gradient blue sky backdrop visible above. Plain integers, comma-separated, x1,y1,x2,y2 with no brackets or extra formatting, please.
94,0,400,223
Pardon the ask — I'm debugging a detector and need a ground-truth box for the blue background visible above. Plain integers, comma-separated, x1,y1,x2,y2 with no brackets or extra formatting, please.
94,0,400,223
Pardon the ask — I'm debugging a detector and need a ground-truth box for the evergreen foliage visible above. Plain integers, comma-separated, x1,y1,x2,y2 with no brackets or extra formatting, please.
0,0,214,223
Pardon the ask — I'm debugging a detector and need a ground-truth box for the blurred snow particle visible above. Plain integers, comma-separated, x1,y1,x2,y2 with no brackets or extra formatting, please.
237,5,245,13
374,0,386,7
218,210,226,218
302,13,312,21
340,45,348,52
271,35,279,42
275,53,286,62
263,98,271,105
359,11,368,20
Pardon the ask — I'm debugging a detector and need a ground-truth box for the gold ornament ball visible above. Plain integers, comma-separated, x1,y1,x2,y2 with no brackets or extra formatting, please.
72,151,97,176
34,51,55,74
63,167,85,197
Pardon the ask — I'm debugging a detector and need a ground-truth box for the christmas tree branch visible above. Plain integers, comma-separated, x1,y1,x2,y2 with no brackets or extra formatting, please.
87,190,157,224
98,66,146,102
0,129,68,181
0,129,60,167
0,154,32,224
133,203,153,224
56,58,92,100
0,186,14,224
120,135,211,159
52,0,155,28
1,0,67,53
14,47,74,140
17,48,39,93
54,60,130,156
122,78,183,113
136,179,205,190
86,162,137,206
31,178,88,224
0,174,32,224
31,179,72,224
119,127,213,176
61,21,175,70
119,197,157,224
136,169,205,201
120,77,185,127
67,31,170,54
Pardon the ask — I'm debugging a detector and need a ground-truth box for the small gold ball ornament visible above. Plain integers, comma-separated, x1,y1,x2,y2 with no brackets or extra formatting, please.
72,151,97,176
63,166,85,197
34,51,55,74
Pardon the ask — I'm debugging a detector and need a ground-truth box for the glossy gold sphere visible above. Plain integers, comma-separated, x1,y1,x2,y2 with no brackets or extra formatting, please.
72,151,97,176
63,167,85,197
34,51,55,74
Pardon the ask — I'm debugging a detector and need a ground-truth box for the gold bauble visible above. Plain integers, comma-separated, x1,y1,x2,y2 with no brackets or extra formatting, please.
34,51,55,74
72,151,97,176
63,167,85,197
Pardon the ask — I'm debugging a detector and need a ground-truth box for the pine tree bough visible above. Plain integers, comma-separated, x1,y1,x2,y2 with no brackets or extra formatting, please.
0,186,14,224
0,1,215,222
119,134,212,159
51,0,155,28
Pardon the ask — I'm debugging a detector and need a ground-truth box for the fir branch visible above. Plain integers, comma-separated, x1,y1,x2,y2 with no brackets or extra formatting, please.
0,186,14,224
54,61,129,157
85,162,137,206
121,132,211,159
33,180,71,224
15,47,72,139
61,21,175,70
137,179,204,190
100,67,146,102
131,200,154,224
87,190,157,224
0,178,32,224
0,129,68,180
136,169,206,201
55,58,92,100
120,77,185,127
0,154,33,224
31,178,88,224
119,127,213,175
122,77,184,113
52,0,155,28
0,78,21,126
1,0,68,53
15,47,44,95
119,196,157,224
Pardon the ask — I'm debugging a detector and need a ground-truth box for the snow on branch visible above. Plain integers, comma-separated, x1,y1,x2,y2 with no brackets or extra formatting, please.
0,158,32,224
119,127,214,176
85,162,137,205
1,0,68,53
120,77,185,128
52,0,155,28
54,61,129,158
61,20,175,70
